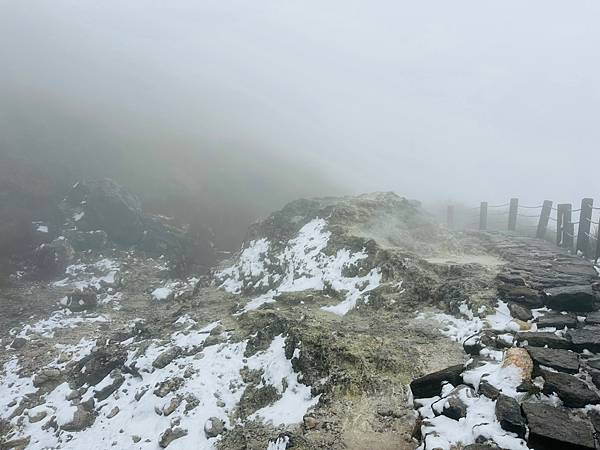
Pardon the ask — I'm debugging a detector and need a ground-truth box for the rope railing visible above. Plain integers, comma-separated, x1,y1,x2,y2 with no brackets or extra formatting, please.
447,197,600,261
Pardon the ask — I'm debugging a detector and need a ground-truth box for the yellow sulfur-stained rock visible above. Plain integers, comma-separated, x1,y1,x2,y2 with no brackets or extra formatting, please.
502,347,533,380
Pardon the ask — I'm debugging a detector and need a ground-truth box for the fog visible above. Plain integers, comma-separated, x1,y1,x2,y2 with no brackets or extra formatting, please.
1,0,599,249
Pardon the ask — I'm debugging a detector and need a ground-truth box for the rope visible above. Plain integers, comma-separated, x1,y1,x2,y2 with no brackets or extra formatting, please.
488,203,509,208
517,213,540,218
548,216,557,222
572,209,582,212
519,204,543,209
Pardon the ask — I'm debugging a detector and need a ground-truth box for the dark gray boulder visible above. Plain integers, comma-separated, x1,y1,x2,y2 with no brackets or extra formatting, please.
478,379,500,400
585,310,600,325
515,331,571,349
567,328,600,353
410,364,464,398
535,312,578,329
498,285,543,308
541,370,600,408
497,273,526,286
494,394,526,438
526,347,579,374
33,237,74,277
508,303,532,321
522,402,595,449
544,285,597,312
77,178,144,245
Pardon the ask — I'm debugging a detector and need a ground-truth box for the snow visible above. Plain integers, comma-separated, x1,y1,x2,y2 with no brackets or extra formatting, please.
2,328,318,450
152,287,173,301
418,384,528,450
218,218,383,315
0,358,36,418
53,258,120,291
267,437,290,450
13,310,108,340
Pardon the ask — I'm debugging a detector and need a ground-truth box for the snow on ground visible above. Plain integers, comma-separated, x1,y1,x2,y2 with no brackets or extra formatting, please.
11,310,108,340
2,328,318,450
416,300,520,343
53,258,120,292
217,218,383,315
416,382,528,450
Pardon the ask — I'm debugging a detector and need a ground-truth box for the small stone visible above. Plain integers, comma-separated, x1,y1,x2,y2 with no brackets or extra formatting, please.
135,388,149,401
33,368,62,387
303,415,319,429
132,435,141,443
29,411,48,423
159,427,187,448
163,396,182,416
509,303,532,321
478,379,500,400
153,347,182,369
106,406,120,418
204,417,225,438
66,390,80,401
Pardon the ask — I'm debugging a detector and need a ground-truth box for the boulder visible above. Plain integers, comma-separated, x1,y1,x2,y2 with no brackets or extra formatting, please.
33,238,74,277
64,230,108,251
497,273,526,286
535,312,578,329
527,347,579,374
61,402,95,432
498,285,543,308
567,328,600,353
544,285,597,312
76,178,144,244
508,303,532,321
502,347,533,380
495,394,526,438
515,331,571,349
522,402,595,449
33,368,63,387
478,379,500,400
585,310,600,325
541,370,600,408
204,417,225,438
410,364,464,398
94,372,125,401
70,346,127,388
66,289,97,312
159,427,187,448
152,346,182,369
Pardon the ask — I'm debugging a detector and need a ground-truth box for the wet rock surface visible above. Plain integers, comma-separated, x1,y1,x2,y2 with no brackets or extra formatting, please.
411,232,600,450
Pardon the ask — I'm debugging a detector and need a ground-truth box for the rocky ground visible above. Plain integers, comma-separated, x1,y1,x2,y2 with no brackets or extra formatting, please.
412,232,600,450
3,188,597,450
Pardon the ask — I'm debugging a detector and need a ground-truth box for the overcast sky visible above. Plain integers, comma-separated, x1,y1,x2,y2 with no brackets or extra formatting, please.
1,0,599,212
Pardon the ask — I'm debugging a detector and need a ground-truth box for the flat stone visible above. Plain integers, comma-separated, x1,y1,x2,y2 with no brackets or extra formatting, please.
152,346,182,369
159,427,187,448
515,332,571,349
497,273,526,286
541,370,600,408
478,379,500,400
495,394,526,438
499,285,543,308
410,364,464,398
535,312,578,329
585,310,600,325
523,402,595,449
526,347,579,374
508,303,532,321
544,285,597,312
567,328,600,352
585,358,600,371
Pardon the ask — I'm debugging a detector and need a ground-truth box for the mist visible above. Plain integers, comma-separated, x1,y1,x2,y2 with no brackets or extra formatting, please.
2,0,600,249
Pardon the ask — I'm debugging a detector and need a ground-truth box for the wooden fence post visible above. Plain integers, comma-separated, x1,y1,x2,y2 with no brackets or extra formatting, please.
508,198,518,231
536,200,552,239
447,205,454,230
564,222,575,252
557,204,572,247
576,198,593,256
479,202,488,231
595,221,600,264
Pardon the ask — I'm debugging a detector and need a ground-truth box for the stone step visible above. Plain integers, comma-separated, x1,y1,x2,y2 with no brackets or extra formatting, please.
543,285,597,313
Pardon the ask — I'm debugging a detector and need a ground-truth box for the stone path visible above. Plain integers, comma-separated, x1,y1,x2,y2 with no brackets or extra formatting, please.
411,231,600,450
